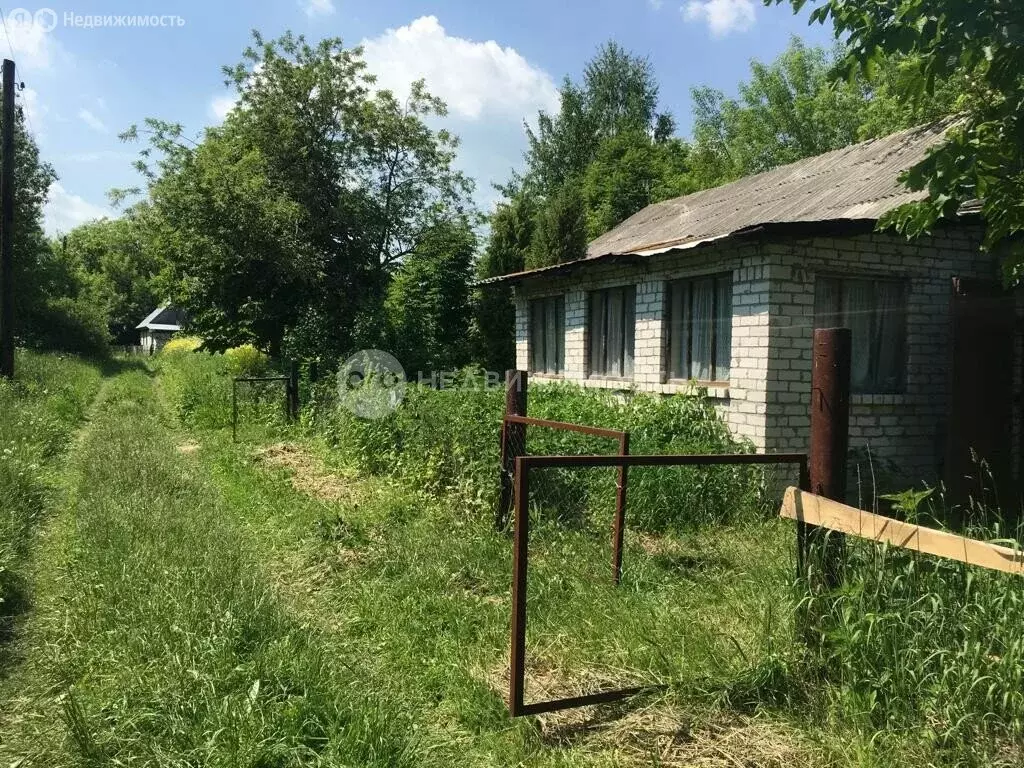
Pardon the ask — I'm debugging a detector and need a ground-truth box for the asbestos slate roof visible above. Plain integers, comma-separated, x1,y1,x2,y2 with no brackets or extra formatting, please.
137,306,185,331
483,119,966,284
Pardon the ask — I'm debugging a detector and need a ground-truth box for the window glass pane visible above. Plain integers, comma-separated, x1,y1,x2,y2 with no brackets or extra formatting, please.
588,292,605,375
608,288,625,377
669,282,685,378
544,298,557,373
842,279,874,392
814,278,841,330
716,276,732,381
624,287,635,378
529,300,542,373
691,278,714,381
555,297,565,374
873,281,906,392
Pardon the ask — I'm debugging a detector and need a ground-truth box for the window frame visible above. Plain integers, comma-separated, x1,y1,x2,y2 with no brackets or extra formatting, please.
813,273,908,395
665,272,733,385
528,294,565,376
587,285,636,380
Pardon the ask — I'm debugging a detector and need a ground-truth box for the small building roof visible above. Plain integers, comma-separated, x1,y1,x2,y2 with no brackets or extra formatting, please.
484,118,975,285
137,306,184,332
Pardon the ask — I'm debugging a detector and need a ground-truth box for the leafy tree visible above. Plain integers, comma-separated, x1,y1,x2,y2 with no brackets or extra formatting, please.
689,39,866,184
689,37,968,189
527,184,587,269
60,214,163,344
386,221,476,375
124,32,474,359
524,41,673,200
472,193,536,372
583,130,693,238
771,3,1016,257
583,41,668,141
1,102,110,355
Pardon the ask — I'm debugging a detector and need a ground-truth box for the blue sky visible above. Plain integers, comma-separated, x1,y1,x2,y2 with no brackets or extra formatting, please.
0,0,834,236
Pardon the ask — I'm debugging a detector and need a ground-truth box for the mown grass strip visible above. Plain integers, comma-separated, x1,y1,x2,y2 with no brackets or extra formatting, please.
1,370,419,767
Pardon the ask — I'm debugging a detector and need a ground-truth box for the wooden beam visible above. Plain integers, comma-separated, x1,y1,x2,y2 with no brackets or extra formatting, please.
780,487,1024,576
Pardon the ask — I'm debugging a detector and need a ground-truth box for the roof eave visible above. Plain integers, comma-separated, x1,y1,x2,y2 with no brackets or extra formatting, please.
477,212,980,287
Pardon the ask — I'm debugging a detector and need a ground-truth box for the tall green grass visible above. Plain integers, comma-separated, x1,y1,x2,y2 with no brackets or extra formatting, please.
156,350,1024,765
5,371,419,766
0,351,101,628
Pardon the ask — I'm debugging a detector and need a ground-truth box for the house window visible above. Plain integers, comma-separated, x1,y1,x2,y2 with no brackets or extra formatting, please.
529,296,565,375
814,276,907,394
588,286,635,378
667,274,733,383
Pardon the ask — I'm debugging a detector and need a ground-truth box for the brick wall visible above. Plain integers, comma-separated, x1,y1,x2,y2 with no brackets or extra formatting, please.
513,225,1002,487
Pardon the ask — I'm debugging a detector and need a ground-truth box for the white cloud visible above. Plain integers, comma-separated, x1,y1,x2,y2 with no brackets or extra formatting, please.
78,108,108,133
303,0,336,17
44,183,114,236
3,16,57,70
683,0,755,36
360,16,559,121
209,94,237,123
648,0,664,9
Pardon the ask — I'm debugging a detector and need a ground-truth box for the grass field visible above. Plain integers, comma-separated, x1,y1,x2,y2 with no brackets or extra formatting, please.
2,350,1023,766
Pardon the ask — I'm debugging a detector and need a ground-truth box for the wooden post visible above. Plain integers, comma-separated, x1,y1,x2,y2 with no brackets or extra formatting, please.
0,60,15,379
806,327,851,589
496,369,527,530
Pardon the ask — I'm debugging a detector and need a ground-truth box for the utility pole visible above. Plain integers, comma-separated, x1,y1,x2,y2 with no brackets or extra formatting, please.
0,59,14,379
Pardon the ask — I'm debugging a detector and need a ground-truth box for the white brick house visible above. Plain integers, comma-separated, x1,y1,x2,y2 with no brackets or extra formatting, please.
485,123,1018,492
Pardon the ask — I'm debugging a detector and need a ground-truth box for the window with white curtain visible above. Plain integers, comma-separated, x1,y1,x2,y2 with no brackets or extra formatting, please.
667,273,733,383
813,276,907,394
588,286,635,378
528,296,565,375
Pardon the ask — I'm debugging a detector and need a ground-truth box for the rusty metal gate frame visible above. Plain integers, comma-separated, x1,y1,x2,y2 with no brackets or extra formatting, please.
508,451,809,718
502,414,631,584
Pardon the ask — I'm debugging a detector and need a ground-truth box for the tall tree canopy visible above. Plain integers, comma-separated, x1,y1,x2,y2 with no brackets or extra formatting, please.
123,32,475,362
511,41,690,270
688,38,966,186
773,0,1016,264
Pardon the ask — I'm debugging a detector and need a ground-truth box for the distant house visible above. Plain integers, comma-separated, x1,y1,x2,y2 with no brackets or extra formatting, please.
136,306,184,354
484,121,1019,494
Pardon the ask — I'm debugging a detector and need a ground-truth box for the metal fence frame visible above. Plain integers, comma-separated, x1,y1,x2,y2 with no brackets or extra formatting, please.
502,414,631,584
508,451,809,718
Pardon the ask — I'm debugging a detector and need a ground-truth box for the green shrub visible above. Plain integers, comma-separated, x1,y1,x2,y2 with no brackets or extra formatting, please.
224,344,269,377
308,375,763,531
19,296,111,358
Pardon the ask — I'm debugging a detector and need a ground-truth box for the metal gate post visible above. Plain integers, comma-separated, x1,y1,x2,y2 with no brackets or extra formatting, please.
612,432,630,585
807,327,852,589
497,369,527,530
288,360,300,422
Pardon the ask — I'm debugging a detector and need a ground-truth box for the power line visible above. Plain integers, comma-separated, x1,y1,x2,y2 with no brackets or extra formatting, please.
0,9,36,138
0,8,16,69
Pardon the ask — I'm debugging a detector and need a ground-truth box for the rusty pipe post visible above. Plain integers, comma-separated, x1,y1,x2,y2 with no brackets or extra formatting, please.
808,327,851,589
496,369,527,531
